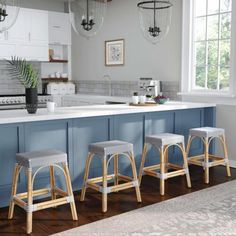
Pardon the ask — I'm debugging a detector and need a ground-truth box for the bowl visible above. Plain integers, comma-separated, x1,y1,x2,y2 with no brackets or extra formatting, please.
153,96,168,104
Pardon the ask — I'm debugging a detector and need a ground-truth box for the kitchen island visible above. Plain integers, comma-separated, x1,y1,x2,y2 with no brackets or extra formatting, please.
0,102,215,207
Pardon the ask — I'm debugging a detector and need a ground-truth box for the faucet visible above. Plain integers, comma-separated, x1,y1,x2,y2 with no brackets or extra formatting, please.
103,74,112,96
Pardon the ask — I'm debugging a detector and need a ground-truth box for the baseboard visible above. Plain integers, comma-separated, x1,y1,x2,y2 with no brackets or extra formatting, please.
230,160,236,168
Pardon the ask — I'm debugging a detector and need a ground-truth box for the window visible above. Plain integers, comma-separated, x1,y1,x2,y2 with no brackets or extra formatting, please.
182,0,235,96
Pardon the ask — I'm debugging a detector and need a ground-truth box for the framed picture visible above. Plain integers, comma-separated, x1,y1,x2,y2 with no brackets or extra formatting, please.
105,39,125,66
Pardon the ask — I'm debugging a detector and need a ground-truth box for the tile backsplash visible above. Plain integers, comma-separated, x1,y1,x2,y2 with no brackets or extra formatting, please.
73,80,180,100
0,61,42,95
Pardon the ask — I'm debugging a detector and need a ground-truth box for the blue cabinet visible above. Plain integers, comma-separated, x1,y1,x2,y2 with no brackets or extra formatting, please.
0,107,215,207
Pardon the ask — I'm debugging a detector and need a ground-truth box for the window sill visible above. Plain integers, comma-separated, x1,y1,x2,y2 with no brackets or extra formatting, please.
178,92,235,98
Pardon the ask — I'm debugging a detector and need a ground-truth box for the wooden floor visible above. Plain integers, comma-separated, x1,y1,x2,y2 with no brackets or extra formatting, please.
0,165,235,236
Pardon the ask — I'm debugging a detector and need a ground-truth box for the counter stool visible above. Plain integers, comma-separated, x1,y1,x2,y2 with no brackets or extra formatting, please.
8,150,78,234
186,127,231,184
139,133,191,196
80,140,142,212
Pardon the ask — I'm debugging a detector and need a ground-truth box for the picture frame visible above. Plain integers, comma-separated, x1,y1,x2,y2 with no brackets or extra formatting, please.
105,39,125,66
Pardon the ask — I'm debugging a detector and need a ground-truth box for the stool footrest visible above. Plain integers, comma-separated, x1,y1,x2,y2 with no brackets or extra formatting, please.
118,174,133,182
16,188,51,200
13,195,74,213
89,174,115,184
86,179,138,194
13,187,73,213
189,155,228,168
143,164,160,171
144,167,187,180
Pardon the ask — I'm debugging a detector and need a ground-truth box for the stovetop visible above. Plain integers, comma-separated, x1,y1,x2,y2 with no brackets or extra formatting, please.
0,94,52,110
0,94,48,97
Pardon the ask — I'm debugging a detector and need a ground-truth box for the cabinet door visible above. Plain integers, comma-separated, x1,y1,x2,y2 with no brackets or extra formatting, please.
30,10,49,46
49,12,71,45
7,8,30,43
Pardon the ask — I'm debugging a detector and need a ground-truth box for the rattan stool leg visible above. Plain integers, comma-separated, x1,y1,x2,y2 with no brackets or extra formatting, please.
160,147,165,196
164,145,169,172
63,163,78,221
130,152,142,203
50,166,56,200
102,156,108,213
114,154,119,187
221,135,231,177
180,143,191,188
8,164,21,219
204,138,209,184
80,153,93,201
26,168,33,234
139,143,148,184
186,135,193,157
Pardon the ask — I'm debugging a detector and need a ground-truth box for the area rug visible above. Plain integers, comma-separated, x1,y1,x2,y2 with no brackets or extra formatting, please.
53,181,236,236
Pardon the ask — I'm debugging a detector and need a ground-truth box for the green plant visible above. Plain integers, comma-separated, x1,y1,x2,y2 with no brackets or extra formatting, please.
6,56,39,88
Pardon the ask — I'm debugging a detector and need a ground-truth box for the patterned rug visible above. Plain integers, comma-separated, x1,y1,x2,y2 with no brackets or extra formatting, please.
53,181,236,236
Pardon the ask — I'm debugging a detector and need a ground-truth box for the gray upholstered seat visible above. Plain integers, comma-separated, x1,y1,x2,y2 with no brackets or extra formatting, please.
16,149,67,168
146,133,184,147
189,127,225,138
88,140,133,156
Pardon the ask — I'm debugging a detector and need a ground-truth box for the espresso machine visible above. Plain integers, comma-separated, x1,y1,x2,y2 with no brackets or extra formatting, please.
139,78,161,99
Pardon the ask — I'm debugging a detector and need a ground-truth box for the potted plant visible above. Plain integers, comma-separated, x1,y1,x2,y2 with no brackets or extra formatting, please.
6,56,39,114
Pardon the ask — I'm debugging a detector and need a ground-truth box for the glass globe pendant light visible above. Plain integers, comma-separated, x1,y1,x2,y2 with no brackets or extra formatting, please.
137,1,173,44
0,0,20,33
69,0,107,38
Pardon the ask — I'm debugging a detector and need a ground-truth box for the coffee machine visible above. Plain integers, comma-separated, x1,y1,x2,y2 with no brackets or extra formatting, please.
139,78,161,99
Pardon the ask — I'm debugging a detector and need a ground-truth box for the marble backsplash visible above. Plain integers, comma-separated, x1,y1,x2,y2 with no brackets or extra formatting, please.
0,59,179,100
73,80,180,100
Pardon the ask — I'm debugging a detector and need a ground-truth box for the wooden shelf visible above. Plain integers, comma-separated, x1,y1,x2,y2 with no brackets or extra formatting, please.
50,59,68,63
41,77,69,82
47,59,68,63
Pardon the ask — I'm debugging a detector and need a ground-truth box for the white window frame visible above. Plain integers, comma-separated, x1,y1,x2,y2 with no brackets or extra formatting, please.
181,0,236,97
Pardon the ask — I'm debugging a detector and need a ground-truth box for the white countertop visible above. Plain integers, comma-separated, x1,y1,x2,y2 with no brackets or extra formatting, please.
0,101,216,125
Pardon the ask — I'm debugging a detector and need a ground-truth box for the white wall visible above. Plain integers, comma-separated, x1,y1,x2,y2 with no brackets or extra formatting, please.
216,105,236,167
71,0,182,81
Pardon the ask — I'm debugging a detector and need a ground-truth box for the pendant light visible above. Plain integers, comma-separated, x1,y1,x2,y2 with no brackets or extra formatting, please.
0,0,20,33
68,0,107,38
137,1,173,44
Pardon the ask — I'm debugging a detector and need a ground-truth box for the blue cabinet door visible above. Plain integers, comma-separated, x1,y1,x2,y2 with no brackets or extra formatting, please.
113,114,144,176
72,116,110,189
175,108,204,157
0,124,23,207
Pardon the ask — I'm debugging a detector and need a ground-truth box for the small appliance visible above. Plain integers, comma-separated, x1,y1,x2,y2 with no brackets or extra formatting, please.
139,78,161,98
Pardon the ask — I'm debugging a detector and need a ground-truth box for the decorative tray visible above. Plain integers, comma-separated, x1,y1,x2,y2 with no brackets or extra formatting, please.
129,102,158,107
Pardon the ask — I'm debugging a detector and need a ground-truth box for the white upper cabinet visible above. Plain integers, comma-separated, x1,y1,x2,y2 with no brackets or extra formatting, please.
7,8,30,43
30,10,49,45
49,12,71,45
0,7,49,61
